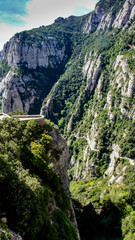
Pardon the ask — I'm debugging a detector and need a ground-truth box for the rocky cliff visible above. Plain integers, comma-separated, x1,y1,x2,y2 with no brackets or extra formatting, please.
2,33,67,69
0,0,135,114
84,0,135,33
0,25,72,113
1,71,37,113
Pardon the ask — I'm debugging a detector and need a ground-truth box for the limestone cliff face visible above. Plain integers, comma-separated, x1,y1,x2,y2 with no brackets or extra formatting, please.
114,55,135,98
0,31,70,114
112,0,135,28
84,0,135,33
0,33,68,113
50,127,69,192
1,71,37,113
83,51,102,93
2,33,67,69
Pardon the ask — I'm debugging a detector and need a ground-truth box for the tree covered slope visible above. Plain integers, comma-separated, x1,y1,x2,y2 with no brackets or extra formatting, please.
0,118,78,240
41,1,135,239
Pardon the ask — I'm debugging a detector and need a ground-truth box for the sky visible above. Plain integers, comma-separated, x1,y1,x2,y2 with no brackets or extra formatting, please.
0,0,98,50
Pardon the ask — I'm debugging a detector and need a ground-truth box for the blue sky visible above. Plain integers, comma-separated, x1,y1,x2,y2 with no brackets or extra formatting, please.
0,0,31,25
0,0,98,50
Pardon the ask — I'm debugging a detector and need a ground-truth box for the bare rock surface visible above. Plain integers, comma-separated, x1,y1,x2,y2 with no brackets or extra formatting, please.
84,0,135,33
2,34,67,69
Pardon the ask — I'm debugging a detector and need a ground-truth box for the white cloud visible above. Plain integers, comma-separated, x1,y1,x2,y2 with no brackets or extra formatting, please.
0,22,23,49
0,0,98,50
23,0,97,29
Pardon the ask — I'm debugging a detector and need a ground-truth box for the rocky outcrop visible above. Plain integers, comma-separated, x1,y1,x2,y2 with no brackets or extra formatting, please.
97,12,116,30
114,55,135,98
63,49,134,181
83,51,102,93
50,127,69,192
41,81,59,118
0,118,79,239
103,54,135,120
83,7,106,33
1,71,38,113
84,0,135,33
104,144,120,176
112,0,135,28
9,229,22,240
2,33,67,69
0,228,22,240
0,30,71,114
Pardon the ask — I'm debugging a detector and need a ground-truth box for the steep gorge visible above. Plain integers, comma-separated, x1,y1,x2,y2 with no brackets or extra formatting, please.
0,0,135,239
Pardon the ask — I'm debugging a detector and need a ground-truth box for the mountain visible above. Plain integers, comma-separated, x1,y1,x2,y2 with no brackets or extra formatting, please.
84,0,135,32
0,15,86,114
0,0,135,239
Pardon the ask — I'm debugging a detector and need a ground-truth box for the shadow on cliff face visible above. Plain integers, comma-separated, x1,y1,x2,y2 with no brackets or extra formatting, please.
19,65,66,115
73,199,122,240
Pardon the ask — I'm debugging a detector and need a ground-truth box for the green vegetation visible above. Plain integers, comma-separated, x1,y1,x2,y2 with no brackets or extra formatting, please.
97,0,126,14
70,165,135,240
0,118,77,240
8,110,28,116
52,209,78,240
0,218,11,240
0,60,11,77
0,0,134,239
40,10,135,240
119,122,135,158
21,15,87,46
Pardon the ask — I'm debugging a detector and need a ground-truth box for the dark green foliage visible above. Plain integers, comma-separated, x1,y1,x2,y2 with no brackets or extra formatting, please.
42,48,86,129
124,166,135,207
21,14,88,46
73,200,99,240
52,209,78,240
42,26,135,134
71,171,135,240
120,122,135,158
73,138,88,161
0,118,75,240
122,211,135,240
0,60,11,77
98,200,122,240
8,110,28,116
41,24,135,240
73,198,123,240
97,0,126,14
